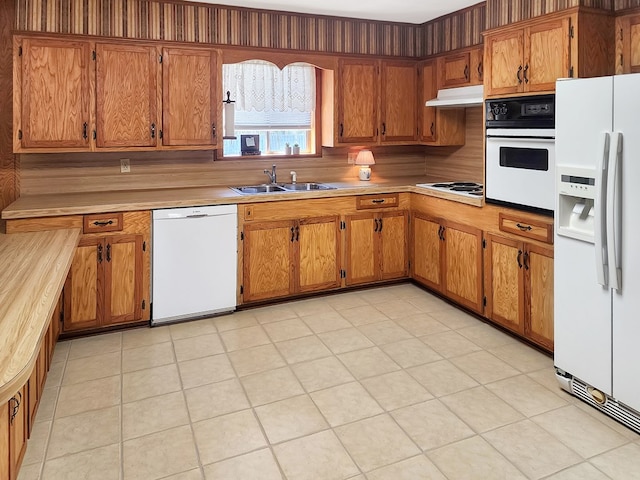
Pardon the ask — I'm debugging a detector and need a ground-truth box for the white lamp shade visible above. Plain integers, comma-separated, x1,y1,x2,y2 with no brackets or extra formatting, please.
355,149,375,165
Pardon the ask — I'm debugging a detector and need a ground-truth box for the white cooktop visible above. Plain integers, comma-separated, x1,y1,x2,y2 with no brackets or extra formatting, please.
416,182,484,199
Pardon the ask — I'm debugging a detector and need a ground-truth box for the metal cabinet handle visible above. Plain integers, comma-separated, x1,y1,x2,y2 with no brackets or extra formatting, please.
523,251,530,270
464,64,469,81
374,219,379,232
82,122,88,140
517,250,523,268
10,392,22,425
381,123,386,136
93,220,113,227
212,123,216,138
516,223,532,231
523,64,529,84
106,243,111,262
516,65,523,84
372,199,385,204
379,218,383,232
339,123,344,138
430,122,435,136
291,226,295,242
150,123,156,139
295,225,299,241
98,244,103,263
477,61,483,79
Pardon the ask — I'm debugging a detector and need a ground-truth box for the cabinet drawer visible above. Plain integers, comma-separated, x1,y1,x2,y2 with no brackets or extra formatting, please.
356,194,399,210
83,213,124,234
499,212,553,244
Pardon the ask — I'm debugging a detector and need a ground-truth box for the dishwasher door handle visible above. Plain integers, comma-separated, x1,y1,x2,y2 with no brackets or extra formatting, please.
186,214,209,219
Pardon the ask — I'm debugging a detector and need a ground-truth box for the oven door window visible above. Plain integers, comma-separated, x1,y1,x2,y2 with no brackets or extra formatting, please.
499,147,549,171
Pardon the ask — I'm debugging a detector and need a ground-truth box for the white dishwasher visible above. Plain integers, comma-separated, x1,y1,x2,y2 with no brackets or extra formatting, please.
152,204,237,325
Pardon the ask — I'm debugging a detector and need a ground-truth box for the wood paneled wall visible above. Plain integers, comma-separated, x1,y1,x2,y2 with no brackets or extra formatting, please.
15,0,418,57
0,0,16,230
423,107,484,184
17,147,427,195
418,3,486,57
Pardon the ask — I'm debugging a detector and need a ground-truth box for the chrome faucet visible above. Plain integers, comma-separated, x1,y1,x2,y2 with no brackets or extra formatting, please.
264,164,277,184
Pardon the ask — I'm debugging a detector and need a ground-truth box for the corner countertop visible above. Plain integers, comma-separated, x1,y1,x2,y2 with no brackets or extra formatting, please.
0,228,81,404
1,176,483,219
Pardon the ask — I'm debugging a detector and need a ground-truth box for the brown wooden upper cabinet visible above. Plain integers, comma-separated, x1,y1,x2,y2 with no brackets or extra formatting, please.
485,17,571,96
616,13,640,74
15,38,91,150
335,59,417,145
438,46,483,89
418,59,465,146
162,47,219,146
95,43,158,148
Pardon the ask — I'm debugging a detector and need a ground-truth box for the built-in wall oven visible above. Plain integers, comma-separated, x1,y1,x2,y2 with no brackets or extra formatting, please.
485,94,555,214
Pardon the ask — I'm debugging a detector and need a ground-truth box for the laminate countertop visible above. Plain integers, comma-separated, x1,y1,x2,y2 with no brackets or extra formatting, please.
1,176,483,219
0,228,81,404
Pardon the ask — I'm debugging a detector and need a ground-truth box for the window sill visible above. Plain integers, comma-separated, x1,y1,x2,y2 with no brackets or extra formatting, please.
217,152,322,161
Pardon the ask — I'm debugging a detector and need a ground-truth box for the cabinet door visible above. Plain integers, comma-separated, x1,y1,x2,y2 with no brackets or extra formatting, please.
243,221,295,302
337,59,378,144
411,212,443,291
485,29,525,96
162,47,218,146
470,46,484,85
9,384,28,480
525,18,570,93
380,211,408,280
525,244,554,351
440,51,471,88
380,61,417,143
484,234,524,334
19,38,90,149
63,238,102,332
442,221,484,313
103,235,143,326
628,15,640,73
96,43,158,147
345,213,377,285
419,61,437,142
297,217,341,293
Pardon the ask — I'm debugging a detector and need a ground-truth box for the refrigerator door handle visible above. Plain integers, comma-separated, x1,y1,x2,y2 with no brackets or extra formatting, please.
606,131,623,291
595,132,610,287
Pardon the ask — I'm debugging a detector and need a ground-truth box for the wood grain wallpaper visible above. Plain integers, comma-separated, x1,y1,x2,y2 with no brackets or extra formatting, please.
15,0,419,57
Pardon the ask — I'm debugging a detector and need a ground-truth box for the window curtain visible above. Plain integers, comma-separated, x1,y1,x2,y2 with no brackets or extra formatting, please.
223,60,316,113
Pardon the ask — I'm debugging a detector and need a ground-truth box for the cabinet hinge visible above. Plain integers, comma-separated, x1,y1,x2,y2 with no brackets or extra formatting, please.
569,25,574,39
483,296,487,307
92,50,96,61
240,285,244,294
240,231,244,241
142,299,146,310
569,66,574,78
18,129,22,140
159,54,163,63
18,45,22,56
482,238,486,249
142,241,146,252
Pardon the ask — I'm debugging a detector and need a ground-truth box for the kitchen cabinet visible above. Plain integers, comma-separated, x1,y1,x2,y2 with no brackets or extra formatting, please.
484,212,554,351
335,59,417,145
345,210,408,285
95,43,158,148
438,45,484,88
616,12,640,74
411,212,483,313
6,384,28,480
15,37,91,150
242,216,341,302
418,59,465,145
162,47,219,146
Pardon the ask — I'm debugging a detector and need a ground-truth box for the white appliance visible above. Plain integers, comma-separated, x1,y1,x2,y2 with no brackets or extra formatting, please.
554,74,640,433
152,205,237,325
415,181,483,199
485,95,556,213
425,84,484,107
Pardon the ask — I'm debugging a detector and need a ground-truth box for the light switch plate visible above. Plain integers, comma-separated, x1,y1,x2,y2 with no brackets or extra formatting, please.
347,152,357,165
120,159,131,173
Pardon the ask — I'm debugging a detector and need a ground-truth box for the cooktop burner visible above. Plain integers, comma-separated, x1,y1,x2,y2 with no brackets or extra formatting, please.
415,181,484,199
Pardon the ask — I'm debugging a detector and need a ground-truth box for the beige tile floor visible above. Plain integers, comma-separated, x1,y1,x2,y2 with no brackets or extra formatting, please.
19,284,640,480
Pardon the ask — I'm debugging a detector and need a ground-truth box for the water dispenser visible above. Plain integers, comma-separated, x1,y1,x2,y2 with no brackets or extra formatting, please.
556,166,597,243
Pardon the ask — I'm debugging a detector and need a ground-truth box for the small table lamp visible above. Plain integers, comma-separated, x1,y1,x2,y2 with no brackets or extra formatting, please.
355,149,375,181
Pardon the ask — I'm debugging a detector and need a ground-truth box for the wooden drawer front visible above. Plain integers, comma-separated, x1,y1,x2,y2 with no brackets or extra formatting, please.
499,212,553,244
83,213,124,234
356,194,399,210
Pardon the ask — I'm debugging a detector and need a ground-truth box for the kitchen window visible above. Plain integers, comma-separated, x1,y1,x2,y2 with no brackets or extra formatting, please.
222,60,318,157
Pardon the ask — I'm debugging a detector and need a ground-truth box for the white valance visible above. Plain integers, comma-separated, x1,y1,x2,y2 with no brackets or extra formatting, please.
222,60,316,113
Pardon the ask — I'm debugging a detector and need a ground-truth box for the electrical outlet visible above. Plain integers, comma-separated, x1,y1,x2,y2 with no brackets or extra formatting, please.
347,152,358,164
120,158,131,173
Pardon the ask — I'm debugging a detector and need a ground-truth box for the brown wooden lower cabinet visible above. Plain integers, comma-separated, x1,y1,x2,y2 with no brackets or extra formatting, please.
484,233,554,351
411,212,484,313
8,384,28,480
242,216,341,302
345,210,408,285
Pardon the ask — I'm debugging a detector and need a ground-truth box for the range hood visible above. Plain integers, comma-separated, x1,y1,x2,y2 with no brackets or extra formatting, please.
425,84,484,108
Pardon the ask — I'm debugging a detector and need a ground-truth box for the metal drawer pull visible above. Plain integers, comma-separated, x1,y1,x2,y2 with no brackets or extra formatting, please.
93,220,114,227
516,223,532,231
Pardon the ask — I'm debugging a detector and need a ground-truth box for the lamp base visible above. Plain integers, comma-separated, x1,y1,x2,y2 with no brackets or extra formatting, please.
358,166,372,181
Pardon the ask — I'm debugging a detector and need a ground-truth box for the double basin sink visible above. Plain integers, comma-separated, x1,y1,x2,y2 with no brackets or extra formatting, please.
231,183,337,194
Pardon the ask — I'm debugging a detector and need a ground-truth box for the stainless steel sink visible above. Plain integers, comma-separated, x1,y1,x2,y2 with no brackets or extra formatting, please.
230,184,287,194
281,183,336,191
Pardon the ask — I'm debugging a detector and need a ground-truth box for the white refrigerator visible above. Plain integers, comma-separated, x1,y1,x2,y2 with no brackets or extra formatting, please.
554,73,640,433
